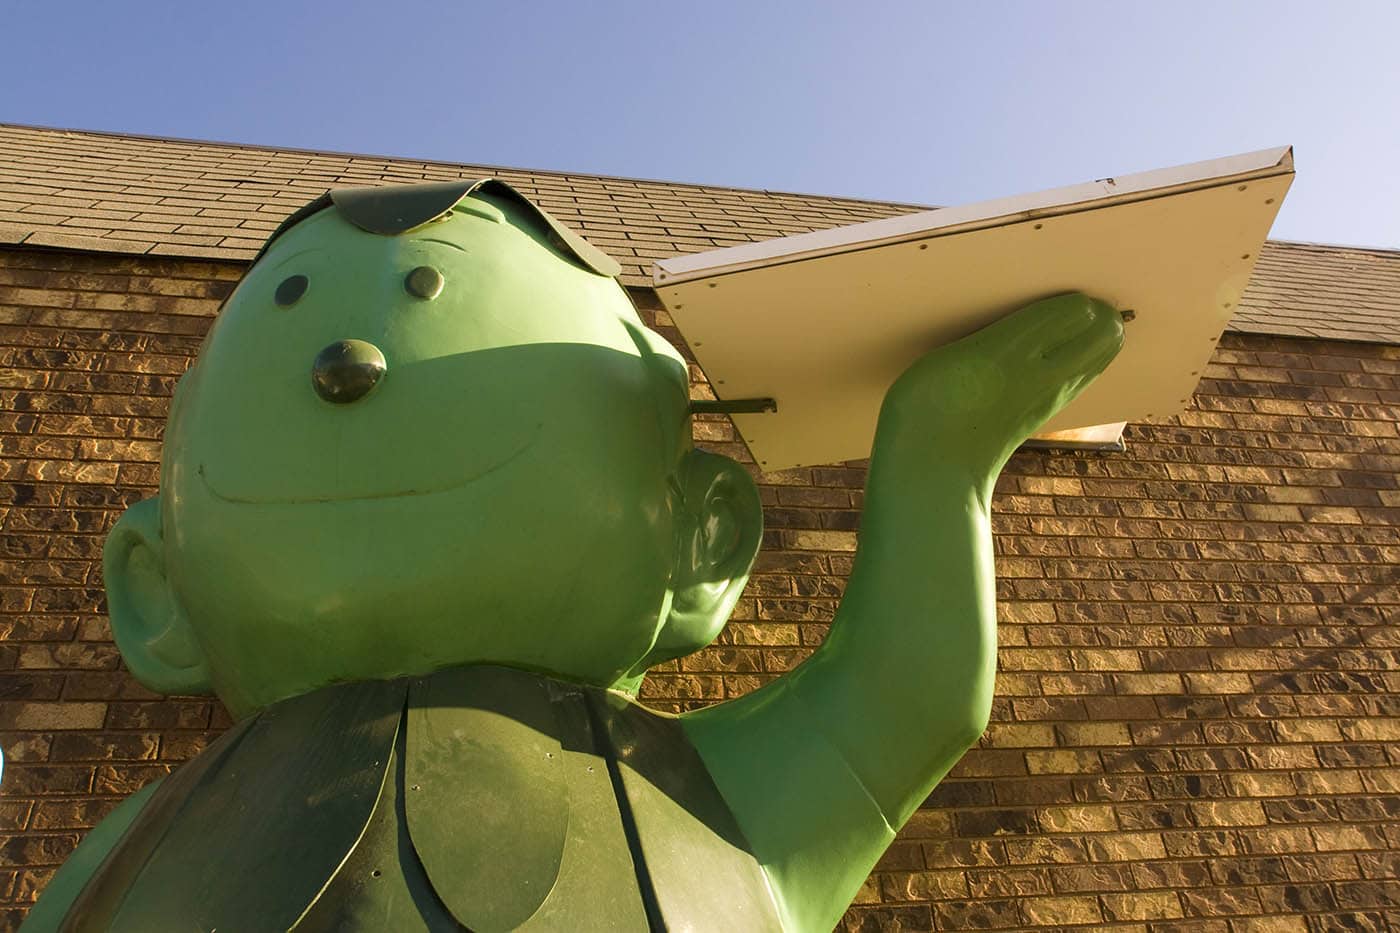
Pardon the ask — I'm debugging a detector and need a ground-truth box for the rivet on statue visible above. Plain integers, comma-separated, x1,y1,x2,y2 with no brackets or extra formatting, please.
23,178,1123,932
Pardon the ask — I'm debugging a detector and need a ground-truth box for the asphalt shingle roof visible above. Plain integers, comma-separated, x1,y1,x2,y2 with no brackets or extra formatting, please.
2,123,1398,345
1233,241,1400,344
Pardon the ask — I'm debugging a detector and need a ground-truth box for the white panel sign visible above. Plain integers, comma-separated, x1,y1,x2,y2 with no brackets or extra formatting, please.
654,148,1293,472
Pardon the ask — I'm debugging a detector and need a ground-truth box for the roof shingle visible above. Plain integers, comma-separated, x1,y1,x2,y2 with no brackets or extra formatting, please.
3,123,1398,345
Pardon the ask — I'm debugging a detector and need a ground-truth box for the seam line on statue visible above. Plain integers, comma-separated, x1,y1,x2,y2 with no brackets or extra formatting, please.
290,688,408,928
582,692,668,933
790,683,897,836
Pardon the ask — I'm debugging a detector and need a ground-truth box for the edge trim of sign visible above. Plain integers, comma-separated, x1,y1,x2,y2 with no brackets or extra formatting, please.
653,147,1293,286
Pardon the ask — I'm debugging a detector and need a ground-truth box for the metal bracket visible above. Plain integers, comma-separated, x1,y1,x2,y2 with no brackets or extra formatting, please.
688,398,777,415
1020,436,1126,453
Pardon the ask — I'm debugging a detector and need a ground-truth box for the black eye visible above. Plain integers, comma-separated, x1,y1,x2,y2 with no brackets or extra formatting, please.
404,266,444,300
275,274,309,307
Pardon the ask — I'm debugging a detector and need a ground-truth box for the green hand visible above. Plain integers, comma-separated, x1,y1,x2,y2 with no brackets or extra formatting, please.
880,292,1126,485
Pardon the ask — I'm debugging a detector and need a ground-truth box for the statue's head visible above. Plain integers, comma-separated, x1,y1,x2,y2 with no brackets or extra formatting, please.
103,181,764,716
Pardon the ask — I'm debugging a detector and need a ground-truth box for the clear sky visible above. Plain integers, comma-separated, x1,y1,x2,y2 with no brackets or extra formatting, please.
5,1,1398,248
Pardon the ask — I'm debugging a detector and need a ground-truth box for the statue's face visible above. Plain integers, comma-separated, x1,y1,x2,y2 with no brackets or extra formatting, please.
162,195,690,715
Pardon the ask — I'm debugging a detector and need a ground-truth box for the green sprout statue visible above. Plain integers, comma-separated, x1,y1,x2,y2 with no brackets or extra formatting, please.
24,180,1123,932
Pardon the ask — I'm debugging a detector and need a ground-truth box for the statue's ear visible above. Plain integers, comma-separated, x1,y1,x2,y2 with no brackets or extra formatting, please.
103,497,212,695
629,449,763,678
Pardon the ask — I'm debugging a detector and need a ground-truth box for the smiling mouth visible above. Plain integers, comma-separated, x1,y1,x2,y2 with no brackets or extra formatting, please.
197,430,538,505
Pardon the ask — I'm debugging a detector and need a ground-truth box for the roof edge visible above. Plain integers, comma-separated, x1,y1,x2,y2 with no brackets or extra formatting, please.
1,120,933,213
1257,237,1400,256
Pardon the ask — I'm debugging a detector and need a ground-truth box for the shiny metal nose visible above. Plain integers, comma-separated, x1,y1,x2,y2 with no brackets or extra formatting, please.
312,339,386,404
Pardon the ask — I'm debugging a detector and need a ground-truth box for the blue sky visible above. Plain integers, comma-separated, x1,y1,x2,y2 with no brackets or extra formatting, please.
5,1,1398,248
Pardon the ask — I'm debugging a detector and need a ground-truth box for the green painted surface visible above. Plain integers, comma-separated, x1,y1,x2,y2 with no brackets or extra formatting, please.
29,180,1124,931
103,184,753,719
67,682,403,932
293,725,460,933
592,691,784,931
405,667,568,930
516,683,651,931
36,666,774,932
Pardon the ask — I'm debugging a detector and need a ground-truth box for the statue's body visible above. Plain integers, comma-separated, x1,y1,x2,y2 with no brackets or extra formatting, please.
23,180,1123,932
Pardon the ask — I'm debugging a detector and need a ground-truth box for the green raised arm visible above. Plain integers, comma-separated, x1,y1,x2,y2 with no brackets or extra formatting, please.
685,294,1125,931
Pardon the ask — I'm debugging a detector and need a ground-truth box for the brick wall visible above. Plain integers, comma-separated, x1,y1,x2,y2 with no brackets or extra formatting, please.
2,247,1398,931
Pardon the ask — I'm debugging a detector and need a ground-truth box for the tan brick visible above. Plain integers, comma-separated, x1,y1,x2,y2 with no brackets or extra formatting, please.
0,702,106,730
982,723,1056,748
1294,769,1365,796
1112,673,1185,694
1182,883,1266,916
781,529,857,552
1017,476,1085,496
965,866,1051,898
1100,891,1184,921
1362,769,1400,793
1226,772,1297,797
1086,832,1167,862
1183,672,1254,694
1002,835,1089,865
1273,718,1343,743
1040,673,1112,695
1300,505,1363,524
1339,718,1400,741
1242,503,1304,522
880,869,968,901
1071,648,1143,671
1018,894,1101,925
1026,750,1103,775
1056,722,1133,747
1310,825,1386,852
1036,804,1118,833
1190,800,1267,827
1230,918,1307,933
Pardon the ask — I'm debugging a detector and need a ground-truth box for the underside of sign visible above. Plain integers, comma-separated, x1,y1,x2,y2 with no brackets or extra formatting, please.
654,147,1293,473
